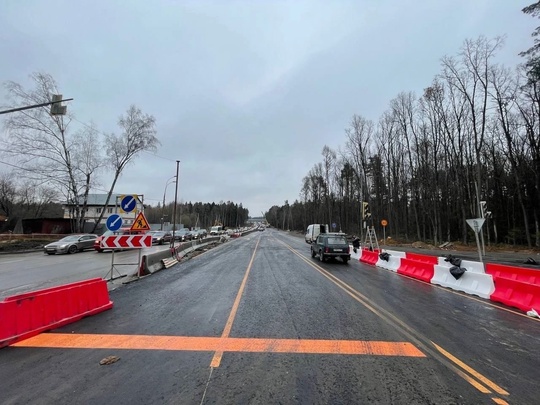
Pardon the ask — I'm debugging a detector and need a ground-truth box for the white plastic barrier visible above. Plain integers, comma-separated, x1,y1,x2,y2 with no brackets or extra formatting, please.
349,245,361,261
437,257,485,274
432,261,494,299
376,250,405,272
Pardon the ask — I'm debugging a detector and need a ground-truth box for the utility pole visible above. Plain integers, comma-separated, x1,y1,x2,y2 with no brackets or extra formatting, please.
171,160,180,246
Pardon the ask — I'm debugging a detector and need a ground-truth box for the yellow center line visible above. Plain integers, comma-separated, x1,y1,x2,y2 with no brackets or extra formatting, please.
210,236,261,367
12,333,424,357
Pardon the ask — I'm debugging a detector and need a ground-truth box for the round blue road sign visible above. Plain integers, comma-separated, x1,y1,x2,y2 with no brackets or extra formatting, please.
106,214,123,231
121,195,137,213
332,223,337,229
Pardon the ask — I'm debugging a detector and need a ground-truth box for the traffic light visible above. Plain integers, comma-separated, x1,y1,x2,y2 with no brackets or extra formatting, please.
362,201,371,219
50,94,67,116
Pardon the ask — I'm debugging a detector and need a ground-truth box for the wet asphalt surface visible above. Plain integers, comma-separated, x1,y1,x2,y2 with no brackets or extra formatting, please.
1,229,539,404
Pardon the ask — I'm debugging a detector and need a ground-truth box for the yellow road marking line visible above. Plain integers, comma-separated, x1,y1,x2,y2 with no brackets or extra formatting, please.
12,333,424,357
431,342,509,396
210,237,261,367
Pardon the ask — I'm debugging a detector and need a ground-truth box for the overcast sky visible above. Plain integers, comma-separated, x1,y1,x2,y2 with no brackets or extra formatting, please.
0,1,536,217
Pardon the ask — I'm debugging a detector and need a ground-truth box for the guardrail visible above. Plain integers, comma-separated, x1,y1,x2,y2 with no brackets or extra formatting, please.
139,236,222,276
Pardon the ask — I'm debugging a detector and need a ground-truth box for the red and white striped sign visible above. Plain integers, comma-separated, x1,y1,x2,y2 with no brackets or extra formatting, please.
101,235,152,249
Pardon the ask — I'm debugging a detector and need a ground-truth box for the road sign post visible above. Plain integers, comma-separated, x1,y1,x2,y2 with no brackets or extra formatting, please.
381,219,388,245
466,218,485,263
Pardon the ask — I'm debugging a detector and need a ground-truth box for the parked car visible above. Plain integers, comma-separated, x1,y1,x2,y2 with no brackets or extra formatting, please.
197,229,207,238
149,230,172,245
174,229,191,241
44,234,98,255
94,228,146,252
310,233,350,263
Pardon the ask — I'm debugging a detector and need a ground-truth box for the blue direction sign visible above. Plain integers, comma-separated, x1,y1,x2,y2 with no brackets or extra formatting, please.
121,195,137,213
106,214,123,231
332,222,337,229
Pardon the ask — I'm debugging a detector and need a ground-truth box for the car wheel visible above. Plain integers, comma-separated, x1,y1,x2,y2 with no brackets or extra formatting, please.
319,251,325,262
311,249,315,258
343,257,349,264
68,245,78,254
96,249,103,253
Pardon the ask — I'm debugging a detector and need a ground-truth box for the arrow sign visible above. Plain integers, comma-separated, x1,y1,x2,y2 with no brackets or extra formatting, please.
101,235,152,249
466,218,485,234
106,214,123,231
121,195,137,213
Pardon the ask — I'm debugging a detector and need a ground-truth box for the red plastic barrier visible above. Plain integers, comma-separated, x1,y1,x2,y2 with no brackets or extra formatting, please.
405,252,438,264
397,258,435,283
489,277,540,313
485,263,540,285
0,278,113,348
360,250,379,265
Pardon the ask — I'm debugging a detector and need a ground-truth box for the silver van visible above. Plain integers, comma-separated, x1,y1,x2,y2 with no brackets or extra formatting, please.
305,224,329,244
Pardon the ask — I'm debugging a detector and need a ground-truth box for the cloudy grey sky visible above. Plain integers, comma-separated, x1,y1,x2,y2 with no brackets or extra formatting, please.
0,1,536,216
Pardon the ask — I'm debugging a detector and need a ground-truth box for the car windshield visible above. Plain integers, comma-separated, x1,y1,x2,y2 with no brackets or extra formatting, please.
327,237,347,245
58,235,81,242
153,232,165,236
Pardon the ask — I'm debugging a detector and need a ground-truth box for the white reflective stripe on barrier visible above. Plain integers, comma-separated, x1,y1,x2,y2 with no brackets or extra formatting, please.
432,265,495,299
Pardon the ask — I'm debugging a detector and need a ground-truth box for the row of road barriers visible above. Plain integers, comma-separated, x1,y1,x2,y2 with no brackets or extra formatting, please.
358,248,539,316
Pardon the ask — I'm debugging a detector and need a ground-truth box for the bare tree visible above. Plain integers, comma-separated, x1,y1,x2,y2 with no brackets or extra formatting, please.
91,105,160,231
321,145,336,225
1,72,90,231
71,124,105,232
441,37,505,220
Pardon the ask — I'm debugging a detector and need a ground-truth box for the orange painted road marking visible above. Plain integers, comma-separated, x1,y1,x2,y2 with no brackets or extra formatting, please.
12,333,425,357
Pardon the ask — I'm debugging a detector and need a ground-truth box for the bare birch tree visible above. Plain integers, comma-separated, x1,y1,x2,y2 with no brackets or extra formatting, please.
91,105,160,231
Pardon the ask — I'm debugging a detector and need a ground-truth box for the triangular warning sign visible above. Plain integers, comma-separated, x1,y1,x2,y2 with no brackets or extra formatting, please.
131,212,151,231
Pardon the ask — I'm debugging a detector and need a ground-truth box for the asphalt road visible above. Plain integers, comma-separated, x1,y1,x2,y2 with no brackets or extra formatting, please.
0,244,173,299
1,229,539,404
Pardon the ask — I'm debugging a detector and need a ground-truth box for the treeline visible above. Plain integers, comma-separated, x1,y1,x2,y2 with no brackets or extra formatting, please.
0,175,63,232
266,36,540,248
144,200,249,229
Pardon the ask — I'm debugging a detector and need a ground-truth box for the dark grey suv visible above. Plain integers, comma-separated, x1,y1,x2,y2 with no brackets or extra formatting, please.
311,233,350,263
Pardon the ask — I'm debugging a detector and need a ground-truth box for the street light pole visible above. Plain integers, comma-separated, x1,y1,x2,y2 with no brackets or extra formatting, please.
161,176,176,231
171,160,180,246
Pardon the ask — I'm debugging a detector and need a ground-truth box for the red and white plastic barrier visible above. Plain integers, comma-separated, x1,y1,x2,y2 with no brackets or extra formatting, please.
0,278,113,348
486,264,540,313
432,259,494,299
358,249,539,316
376,249,405,272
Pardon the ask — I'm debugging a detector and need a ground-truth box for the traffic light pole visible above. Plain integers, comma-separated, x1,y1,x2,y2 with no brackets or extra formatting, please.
0,98,73,115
